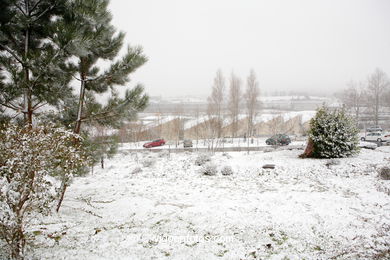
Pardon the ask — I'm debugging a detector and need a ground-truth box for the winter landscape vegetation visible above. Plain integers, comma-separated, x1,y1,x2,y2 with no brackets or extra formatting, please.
0,0,390,259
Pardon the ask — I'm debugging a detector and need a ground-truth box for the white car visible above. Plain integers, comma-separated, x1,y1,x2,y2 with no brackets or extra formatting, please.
361,132,390,142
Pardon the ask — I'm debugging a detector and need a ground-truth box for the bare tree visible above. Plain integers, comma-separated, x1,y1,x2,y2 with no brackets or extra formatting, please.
207,69,225,138
340,80,365,123
244,69,260,136
173,104,184,146
366,68,390,125
228,72,242,137
268,114,284,136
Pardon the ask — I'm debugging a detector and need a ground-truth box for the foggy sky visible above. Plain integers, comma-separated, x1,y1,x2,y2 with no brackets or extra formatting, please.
108,0,390,97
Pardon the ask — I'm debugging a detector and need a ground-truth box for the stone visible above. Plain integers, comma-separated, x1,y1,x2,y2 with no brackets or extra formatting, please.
262,164,275,169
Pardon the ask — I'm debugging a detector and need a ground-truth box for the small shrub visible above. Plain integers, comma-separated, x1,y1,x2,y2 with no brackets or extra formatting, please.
222,152,232,159
195,153,211,166
0,124,87,259
221,166,234,176
141,158,155,167
158,150,170,158
199,163,217,176
378,167,390,180
131,167,142,174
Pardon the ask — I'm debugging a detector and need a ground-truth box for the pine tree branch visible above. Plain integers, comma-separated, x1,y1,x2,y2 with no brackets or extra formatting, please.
29,0,44,14
31,40,73,87
32,101,47,110
4,31,20,50
14,3,27,16
71,75,81,81
80,99,139,123
0,102,20,111
10,111,23,120
31,4,56,22
0,44,25,66
80,110,122,123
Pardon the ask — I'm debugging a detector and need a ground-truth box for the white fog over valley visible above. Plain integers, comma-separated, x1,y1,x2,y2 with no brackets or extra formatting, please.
109,0,390,97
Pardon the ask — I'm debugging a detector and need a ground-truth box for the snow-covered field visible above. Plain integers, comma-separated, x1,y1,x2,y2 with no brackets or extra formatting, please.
20,147,390,259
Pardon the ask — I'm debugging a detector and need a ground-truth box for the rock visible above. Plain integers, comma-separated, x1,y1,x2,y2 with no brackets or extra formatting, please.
378,167,390,180
262,164,275,169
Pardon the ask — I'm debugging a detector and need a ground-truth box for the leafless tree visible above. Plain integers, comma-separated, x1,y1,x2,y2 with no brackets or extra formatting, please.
268,114,284,136
194,105,200,145
366,68,390,125
228,72,242,137
340,80,365,123
244,69,260,136
173,104,184,146
207,69,225,138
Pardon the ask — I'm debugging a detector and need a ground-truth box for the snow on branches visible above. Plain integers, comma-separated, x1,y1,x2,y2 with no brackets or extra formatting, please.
0,124,87,259
302,106,360,159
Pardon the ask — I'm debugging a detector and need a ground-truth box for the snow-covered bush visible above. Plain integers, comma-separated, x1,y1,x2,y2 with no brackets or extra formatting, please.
222,152,232,159
131,167,143,175
378,167,390,180
199,163,217,176
158,150,170,158
221,165,234,176
0,124,87,259
142,158,155,167
302,106,360,158
195,153,211,166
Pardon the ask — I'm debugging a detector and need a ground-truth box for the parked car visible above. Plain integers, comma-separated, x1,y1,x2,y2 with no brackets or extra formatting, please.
183,139,193,148
361,132,390,142
143,139,166,148
366,126,383,132
266,134,291,145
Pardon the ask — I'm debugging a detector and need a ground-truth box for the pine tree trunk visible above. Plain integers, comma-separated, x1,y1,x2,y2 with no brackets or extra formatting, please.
300,138,314,158
74,76,86,134
23,20,32,126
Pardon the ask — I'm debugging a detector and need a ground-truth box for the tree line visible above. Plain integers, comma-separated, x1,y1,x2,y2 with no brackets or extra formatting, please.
207,69,261,139
338,68,390,127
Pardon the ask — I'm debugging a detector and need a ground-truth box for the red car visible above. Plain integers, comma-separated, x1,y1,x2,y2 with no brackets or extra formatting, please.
143,139,166,148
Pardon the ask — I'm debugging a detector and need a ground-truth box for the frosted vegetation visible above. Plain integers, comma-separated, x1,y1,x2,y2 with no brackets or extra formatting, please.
0,124,87,259
0,0,389,259
302,106,360,158
0,147,388,259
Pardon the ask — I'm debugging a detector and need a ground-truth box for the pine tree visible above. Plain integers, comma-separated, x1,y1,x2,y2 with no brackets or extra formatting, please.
64,0,148,135
0,0,81,125
301,106,360,158
52,0,149,211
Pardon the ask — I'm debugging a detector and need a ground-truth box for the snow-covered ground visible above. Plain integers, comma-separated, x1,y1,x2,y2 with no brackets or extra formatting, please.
20,147,390,259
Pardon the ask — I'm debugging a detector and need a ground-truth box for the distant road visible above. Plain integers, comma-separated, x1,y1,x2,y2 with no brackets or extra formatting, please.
123,145,305,153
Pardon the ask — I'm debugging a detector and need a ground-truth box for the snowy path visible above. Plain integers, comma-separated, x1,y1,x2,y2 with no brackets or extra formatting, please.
28,148,390,259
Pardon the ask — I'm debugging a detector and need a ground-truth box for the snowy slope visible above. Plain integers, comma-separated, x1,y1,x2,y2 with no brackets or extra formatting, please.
19,147,390,259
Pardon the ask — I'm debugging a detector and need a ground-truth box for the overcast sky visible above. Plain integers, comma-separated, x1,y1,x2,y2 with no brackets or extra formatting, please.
108,0,390,97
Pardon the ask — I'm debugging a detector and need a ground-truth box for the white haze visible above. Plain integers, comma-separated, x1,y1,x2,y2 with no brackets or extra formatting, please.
108,0,390,97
